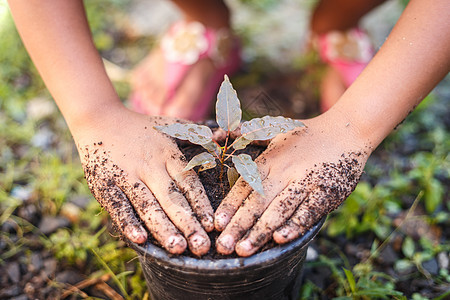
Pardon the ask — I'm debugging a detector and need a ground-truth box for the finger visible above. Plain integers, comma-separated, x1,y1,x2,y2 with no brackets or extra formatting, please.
211,128,270,149
215,157,271,231
235,183,308,257
123,179,187,254
166,156,214,232
92,181,147,244
214,177,253,231
273,188,336,244
273,157,363,244
211,126,241,143
216,176,286,255
144,169,210,256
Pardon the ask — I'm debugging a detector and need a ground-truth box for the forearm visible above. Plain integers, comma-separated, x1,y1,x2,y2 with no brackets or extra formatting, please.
332,0,450,147
7,0,123,134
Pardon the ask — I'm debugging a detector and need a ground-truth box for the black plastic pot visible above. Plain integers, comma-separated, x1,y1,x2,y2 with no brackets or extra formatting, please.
127,217,325,300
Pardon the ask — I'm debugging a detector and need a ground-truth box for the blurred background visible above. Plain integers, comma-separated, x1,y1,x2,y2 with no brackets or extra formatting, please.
0,0,448,299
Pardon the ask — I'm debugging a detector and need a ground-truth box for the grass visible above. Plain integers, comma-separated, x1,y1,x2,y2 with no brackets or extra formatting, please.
0,0,448,299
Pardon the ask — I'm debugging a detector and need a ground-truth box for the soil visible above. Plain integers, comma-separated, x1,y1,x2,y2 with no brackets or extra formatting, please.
176,139,272,259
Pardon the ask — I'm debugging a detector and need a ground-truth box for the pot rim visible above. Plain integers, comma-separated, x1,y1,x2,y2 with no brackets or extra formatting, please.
128,217,325,271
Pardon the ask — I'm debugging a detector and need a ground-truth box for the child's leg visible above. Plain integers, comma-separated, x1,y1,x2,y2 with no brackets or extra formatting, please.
173,0,230,29
130,0,240,121
311,0,386,111
311,0,385,34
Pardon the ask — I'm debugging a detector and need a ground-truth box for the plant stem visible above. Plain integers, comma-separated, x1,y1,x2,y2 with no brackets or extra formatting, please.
223,149,238,162
221,130,230,163
219,130,230,182
228,134,244,149
211,150,221,161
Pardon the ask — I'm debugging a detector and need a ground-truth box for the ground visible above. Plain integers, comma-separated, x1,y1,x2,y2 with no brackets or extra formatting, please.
0,0,449,299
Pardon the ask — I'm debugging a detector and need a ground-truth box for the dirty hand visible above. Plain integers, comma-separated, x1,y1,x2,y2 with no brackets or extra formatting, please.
214,112,371,256
74,109,214,256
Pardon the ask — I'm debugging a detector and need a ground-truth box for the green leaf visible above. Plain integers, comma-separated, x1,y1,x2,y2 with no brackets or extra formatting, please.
424,178,443,213
232,136,253,150
359,288,404,297
216,75,242,131
372,223,390,239
154,123,213,145
413,251,433,264
227,167,239,188
394,259,414,273
183,152,216,172
241,116,305,141
343,268,357,294
412,293,429,300
232,154,264,196
201,140,222,156
91,248,130,298
402,236,415,258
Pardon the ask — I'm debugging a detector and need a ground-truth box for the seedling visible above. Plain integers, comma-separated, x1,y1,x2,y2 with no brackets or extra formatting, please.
154,75,305,196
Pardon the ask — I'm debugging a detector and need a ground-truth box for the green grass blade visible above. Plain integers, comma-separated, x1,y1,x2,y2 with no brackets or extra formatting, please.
343,268,356,294
91,248,130,299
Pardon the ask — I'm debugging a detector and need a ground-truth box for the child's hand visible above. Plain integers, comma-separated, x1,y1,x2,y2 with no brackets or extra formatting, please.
214,113,371,256
74,109,214,256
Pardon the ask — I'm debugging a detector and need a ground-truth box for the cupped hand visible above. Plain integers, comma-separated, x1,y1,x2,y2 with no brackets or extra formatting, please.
73,108,214,256
214,112,371,256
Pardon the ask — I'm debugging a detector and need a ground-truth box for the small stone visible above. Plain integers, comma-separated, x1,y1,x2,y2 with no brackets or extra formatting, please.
69,195,92,209
29,274,45,289
18,204,39,225
55,270,84,285
20,272,33,285
0,286,21,298
38,216,70,235
6,262,21,283
437,252,449,270
42,258,57,277
23,282,35,296
60,202,81,223
378,245,398,265
10,186,33,202
422,259,439,275
11,295,29,300
28,253,43,273
306,245,319,261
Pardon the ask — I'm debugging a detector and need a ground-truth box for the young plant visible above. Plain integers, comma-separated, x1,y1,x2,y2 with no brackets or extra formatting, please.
154,75,305,195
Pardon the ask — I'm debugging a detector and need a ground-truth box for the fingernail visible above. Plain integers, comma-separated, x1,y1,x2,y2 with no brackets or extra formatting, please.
217,234,234,250
205,214,214,224
215,212,230,230
126,227,147,244
238,240,253,252
166,235,186,251
202,214,214,231
274,227,298,244
276,227,290,239
190,234,207,249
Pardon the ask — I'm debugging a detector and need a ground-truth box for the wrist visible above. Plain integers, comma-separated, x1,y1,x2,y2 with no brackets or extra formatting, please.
63,97,127,139
316,102,380,153
328,89,399,150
